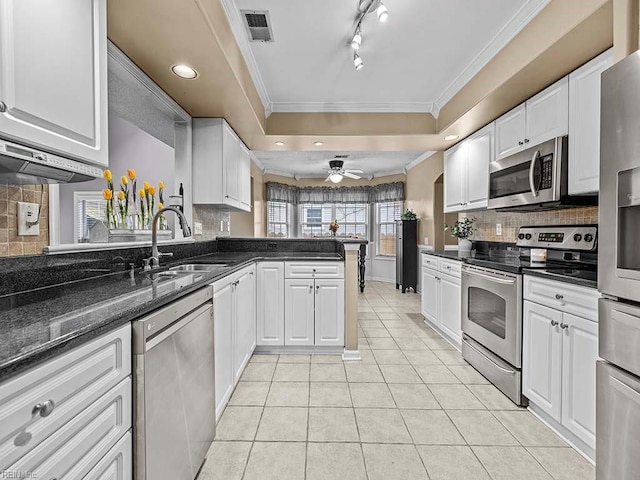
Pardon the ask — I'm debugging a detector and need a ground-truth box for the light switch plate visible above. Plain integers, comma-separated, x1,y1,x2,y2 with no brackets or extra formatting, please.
496,223,502,236
194,222,203,235
17,202,40,236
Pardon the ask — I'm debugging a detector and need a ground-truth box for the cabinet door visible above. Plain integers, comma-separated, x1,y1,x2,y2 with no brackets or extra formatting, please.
568,49,613,195
444,142,467,212
562,313,598,449
0,0,108,166
257,262,285,346
465,123,493,210
495,104,526,159
522,301,563,422
439,274,461,344
222,124,240,207
239,144,252,211
234,269,256,383
525,77,569,147
315,279,345,346
421,268,439,325
83,431,132,480
284,279,315,346
213,281,234,419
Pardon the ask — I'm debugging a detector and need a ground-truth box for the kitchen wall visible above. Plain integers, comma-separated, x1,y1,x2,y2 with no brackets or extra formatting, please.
464,206,599,242
0,184,49,256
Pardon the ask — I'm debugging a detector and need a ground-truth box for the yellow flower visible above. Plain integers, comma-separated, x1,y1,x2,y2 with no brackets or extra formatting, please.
143,181,150,190
103,170,112,181
117,190,125,201
158,202,164,210
138,189,145,198
148,186,156,195
121,175,128,185
158,180,165,189
127,169,136,180
102,189,113,200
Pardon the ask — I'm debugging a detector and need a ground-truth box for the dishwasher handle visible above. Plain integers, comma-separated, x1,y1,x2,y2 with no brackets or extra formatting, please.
145,303,213,352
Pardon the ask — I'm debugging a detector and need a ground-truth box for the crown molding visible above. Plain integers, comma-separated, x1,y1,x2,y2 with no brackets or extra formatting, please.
263,168,295,178
433,0,550,110
249,152,265,172
219,0,272,115
270,102,437,115
405,151,437,172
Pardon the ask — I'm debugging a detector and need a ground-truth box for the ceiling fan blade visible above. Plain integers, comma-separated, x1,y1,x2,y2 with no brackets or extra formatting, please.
345,169,364,173
342,172,361,179
325,174,332,182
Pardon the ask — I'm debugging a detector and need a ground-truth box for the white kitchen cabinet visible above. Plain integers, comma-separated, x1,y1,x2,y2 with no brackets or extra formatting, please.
568,49,613,195
444,123,492,213
285,279,316,346
193,118,252,212
561,312,598,448
84,431,132,480
0,0,108,166
315,279,345,346
420,254,462,346
523,276,599,453
523,301,563,422
213,265,257,419
495,77,568,160
257,262,285,346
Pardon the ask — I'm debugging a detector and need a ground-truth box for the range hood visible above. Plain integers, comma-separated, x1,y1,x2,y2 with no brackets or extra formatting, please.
0,139,103,184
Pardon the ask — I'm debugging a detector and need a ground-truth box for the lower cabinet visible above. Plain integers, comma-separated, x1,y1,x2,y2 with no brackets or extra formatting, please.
213,265,256,420
523,299,598,451
257,262,285,346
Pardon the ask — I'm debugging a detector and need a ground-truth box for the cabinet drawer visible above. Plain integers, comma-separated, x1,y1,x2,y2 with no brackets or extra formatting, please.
524,275,599,321
439,258,462,278
285,262,344,279
421,254,439,271
84,431,132,480
0,324,131,469
8,378,132,480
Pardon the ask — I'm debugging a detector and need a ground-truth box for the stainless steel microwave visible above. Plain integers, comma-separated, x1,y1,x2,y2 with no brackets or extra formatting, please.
487,136,596,211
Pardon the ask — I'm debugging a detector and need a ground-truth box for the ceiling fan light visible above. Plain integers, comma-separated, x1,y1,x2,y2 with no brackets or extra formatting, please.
351,30,362,50
354,52,364,71
376,3,389,22
329,173,343,183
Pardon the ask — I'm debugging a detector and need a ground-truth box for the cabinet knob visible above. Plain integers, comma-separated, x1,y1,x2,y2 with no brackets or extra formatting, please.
560,323,569,330
309,285,313,293
518,141,524,145
550,320,558,327
32,399,55,418
524,138,530,143
555,294,564,300
0,101,6,113
316,285,320,293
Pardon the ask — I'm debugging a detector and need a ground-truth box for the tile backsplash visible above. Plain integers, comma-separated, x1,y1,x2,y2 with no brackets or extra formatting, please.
463,206,599,243
192,204,230,241
0,184,49,257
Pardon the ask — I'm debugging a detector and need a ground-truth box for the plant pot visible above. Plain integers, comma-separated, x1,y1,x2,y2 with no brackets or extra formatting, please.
458,238,472,254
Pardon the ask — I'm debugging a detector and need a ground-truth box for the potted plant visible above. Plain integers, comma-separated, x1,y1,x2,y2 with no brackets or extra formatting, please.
400,209,417,220
329,220,339,237
445,217,475,254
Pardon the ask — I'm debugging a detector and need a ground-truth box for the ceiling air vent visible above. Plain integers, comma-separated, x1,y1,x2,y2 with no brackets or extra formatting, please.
334,155,349,159
241,10,274,42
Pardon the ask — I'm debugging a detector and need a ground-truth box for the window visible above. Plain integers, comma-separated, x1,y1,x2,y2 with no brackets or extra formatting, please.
73,192,107,243
299,203,368,238
267,201,290,237
376,201,402,256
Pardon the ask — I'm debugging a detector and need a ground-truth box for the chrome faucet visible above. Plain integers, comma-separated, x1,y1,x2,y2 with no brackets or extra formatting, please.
144,206,192,270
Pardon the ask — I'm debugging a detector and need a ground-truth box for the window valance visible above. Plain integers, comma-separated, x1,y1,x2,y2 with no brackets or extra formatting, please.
265,181,404,204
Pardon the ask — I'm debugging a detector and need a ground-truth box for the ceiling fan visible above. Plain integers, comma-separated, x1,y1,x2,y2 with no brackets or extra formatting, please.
325,159,364,183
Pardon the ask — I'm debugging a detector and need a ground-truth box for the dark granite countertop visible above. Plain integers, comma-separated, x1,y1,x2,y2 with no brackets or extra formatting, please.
420,250,467,261
0,250,342,380
522,268,597,289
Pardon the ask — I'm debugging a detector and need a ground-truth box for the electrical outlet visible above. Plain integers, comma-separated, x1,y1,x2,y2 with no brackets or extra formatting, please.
496,223,502,236
17,202,40,236
194,222,203,235
268,242,277,250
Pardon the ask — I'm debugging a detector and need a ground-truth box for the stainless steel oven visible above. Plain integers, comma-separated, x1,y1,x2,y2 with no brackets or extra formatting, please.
461,264,525,405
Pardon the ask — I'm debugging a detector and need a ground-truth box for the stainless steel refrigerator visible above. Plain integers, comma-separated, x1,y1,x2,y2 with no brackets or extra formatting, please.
598,50,640,479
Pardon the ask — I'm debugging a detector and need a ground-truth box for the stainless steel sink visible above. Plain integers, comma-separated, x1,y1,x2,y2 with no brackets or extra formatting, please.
169,264,228,272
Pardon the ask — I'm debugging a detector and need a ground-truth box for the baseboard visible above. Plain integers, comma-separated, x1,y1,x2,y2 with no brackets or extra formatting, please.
370,276,395,283
342,349,362,361
254,345,344,355
422,319,462,351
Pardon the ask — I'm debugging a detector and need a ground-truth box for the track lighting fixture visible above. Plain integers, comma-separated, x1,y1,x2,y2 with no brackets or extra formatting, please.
376,3,389,22
354,52,364,71
351,28,362,50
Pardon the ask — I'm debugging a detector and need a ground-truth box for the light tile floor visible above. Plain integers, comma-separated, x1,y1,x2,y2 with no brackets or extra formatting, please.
199,281,594,480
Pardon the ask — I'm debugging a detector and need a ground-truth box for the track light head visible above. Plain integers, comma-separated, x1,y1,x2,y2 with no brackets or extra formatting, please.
351,29,362,50
353,52,364,71
376,2,389,22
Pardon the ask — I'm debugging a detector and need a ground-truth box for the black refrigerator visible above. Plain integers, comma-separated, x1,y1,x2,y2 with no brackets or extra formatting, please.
395,220,417,293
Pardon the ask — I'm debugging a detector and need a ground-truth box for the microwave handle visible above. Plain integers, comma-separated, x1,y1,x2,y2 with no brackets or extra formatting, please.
529,150,541,197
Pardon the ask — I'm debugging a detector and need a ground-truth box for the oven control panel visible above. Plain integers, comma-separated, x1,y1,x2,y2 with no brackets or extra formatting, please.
516,225,597,251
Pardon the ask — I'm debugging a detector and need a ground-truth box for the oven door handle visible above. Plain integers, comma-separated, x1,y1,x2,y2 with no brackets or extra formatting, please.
464,271,516,285
464,339,517,376
529,150,541,197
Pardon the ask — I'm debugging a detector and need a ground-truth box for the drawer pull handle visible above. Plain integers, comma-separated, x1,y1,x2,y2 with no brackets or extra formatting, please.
550,320,558,327
33,399,55,417
555,294,564,300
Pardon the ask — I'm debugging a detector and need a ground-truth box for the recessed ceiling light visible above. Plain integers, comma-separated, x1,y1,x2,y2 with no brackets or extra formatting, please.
171,64,198,79
313,141,324,146
444,134,459,141
274,141,285,146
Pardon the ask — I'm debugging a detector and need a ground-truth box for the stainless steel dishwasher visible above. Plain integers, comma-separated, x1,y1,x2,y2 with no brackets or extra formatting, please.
132,287,215,480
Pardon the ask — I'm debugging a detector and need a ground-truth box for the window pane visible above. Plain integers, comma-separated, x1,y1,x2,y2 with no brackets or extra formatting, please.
267,201,289,238
376,201,402,256
299,202,368,239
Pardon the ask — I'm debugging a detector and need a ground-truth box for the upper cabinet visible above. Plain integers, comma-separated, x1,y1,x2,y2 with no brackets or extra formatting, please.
192,118,252,212
0,0,108,166
495,77,568,160
568,49,613,195
444,123,493,213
